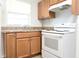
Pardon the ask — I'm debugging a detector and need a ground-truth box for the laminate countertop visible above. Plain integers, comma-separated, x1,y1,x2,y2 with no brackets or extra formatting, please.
1,27,42,32
1,25,54,32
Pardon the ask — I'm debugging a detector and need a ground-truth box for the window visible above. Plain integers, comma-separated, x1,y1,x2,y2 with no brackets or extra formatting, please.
7,0,31,25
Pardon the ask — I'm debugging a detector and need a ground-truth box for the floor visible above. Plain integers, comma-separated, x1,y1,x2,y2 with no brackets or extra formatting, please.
32,55,42,58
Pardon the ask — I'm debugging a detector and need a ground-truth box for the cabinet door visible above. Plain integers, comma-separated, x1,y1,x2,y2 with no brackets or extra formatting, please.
42,0,50,18
38,0,55,20
38,1,43,19
17,38,30,57
49,0,58,6
49,0,64,6
5,33,16,58
72,0,79,15
76,0,79,14
31,37,41,55
38,2,41,19
58,0,64,2
42,0,55,19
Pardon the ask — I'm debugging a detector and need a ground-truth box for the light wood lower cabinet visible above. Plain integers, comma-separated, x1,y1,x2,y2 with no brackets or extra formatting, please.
4,33,16,58
17,38,30,57
4,32,41,58
31,37,41,55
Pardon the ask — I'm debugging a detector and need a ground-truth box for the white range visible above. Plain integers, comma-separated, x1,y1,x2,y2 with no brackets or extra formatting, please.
42,28,76,58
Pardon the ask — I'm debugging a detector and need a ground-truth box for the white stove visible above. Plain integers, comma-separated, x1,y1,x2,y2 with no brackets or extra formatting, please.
42,28,76,58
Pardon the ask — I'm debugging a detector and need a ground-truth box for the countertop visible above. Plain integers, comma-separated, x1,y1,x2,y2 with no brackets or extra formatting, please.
1,27,42,32
1,26,54,32
1,26,75,33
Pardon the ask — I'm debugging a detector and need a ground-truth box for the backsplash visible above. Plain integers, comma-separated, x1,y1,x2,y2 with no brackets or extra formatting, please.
42,7,77,27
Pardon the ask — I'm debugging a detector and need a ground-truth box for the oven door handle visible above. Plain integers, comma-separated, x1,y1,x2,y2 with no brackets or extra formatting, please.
42,33,63,39
42,32,63,36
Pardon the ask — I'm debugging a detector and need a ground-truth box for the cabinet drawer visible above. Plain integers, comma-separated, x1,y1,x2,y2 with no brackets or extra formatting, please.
16,32,31,38
31,32,41,37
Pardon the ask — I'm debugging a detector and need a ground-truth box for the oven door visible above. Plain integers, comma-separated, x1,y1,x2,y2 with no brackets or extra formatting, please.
42,32,64,57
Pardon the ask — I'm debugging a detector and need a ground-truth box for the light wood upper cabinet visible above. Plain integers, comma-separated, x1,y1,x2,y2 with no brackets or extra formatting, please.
58,0,65,2
38,1,43,19
4,33,16,58
38,0,55,20
42,0,49,18
49,0,58,6
17,38,30,57
76,0,79,15
31,37,41,55
49,0,65,6
72,0,79,15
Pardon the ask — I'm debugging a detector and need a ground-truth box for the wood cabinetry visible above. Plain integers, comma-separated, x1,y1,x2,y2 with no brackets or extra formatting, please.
16,32,31,38
49,0,58,6
58,0,64,2
49,0,64,6
17,38,30,57
31,32,41,37
31,37,41,54
3,32,41,58
72,0,79,15
42,0,49,18
4,33,16,58
38,0,65,20
38,1,43,19
30,32,41,55
38,0,55,20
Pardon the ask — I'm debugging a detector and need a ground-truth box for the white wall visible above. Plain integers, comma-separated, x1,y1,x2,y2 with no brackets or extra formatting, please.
1,0,42,27
19,0,42,27
0,3,4,58
76,16,79,58
42,7,76,27
1,0,8,26
30,0,42,27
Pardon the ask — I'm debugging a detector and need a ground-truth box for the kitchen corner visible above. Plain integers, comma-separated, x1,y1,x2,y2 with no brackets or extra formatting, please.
1,24,55,58
0,0,79,58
